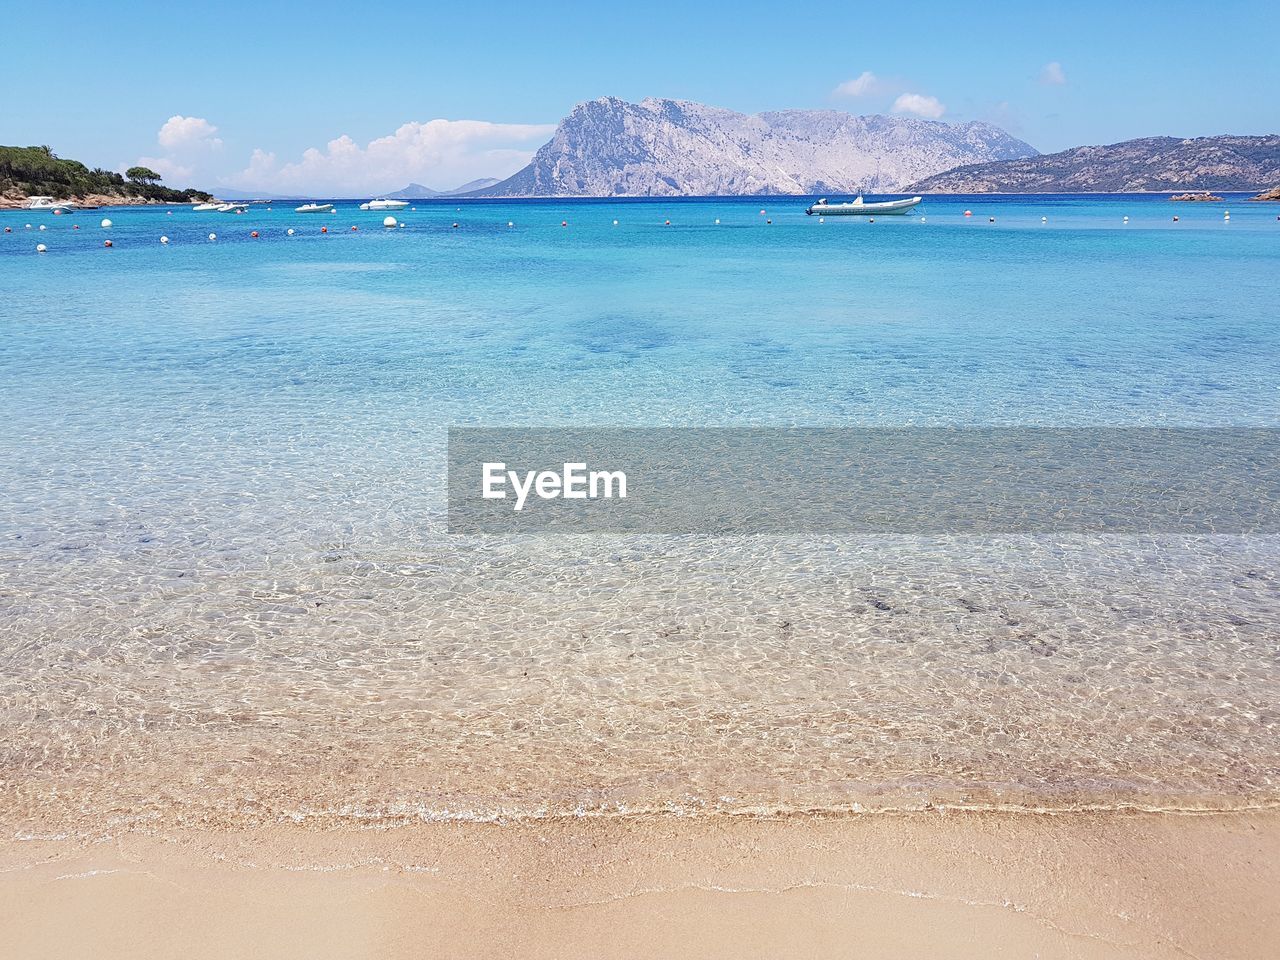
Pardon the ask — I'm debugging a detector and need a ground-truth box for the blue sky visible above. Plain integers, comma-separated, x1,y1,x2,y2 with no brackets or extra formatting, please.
4,0,1276,193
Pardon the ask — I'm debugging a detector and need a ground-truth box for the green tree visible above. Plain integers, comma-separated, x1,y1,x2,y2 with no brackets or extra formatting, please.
126,165,162,184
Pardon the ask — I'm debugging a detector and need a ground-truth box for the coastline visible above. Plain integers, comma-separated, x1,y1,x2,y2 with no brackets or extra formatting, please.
3,808,1276,959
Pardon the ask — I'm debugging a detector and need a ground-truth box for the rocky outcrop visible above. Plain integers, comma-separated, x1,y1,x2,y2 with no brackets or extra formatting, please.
474,97,1036,197
1250,185,1280,201
1170,192,1225,201
908,135,1280,193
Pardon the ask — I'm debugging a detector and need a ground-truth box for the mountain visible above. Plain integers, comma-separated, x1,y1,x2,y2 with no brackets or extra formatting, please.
473,97,1037,197
908,135,1280,193
387,178,501,199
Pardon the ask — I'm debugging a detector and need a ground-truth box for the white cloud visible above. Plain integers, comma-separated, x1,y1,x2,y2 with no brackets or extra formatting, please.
158,115,223,150
833,71,881,97
224,119,555,195
891,93,946,119
1039,61,1067,86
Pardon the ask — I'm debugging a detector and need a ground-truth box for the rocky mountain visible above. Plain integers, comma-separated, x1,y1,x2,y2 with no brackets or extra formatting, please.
388,178,501,199
473,97,1037,197
908,135,1280,193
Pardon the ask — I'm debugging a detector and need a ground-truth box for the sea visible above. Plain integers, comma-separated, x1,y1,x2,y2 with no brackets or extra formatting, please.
2,193,1278,828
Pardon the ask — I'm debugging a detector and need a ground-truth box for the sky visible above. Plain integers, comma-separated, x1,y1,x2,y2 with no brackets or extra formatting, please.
4,0,1277,195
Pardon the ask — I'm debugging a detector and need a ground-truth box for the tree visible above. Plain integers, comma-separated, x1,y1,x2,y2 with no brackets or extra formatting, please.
126,165,162,185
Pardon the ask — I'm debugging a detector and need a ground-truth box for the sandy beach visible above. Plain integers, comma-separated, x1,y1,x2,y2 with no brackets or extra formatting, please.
2,808,1276,959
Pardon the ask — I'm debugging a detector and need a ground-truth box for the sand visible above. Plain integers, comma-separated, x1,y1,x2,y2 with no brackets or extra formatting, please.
1,808,1276,959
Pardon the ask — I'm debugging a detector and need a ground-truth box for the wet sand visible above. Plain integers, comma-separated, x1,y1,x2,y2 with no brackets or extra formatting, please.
2,808,1276,959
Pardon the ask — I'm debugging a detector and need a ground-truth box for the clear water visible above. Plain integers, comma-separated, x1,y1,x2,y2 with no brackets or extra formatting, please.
2,195,1279,828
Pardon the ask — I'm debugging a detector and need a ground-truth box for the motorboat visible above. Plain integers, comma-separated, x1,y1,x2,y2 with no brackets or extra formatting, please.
27,196,75,211
361,198,409,211
192,202,221,211
296,203,335,213
805,195,922,216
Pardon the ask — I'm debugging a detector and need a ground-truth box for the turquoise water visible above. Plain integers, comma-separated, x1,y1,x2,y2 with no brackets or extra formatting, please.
2,195,1279,826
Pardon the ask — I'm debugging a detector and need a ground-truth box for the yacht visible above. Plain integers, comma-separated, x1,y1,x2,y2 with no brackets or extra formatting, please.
361,198,409,211
27,196,75,211
296,203,335,213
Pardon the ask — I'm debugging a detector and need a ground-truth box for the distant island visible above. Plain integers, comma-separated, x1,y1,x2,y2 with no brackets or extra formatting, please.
0,145,212,207
907,135,1280,193
467,97,1037,197
387,179,501,199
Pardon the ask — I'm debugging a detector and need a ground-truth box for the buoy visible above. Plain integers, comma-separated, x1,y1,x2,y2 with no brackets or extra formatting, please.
287,228,295,235
351,225,358,231
452,222,458,228
1224,211,1230,220
411,206,417,211
612,219,618,225
208,232,217,240
38,224,46,231
160,236,169,244
383,216,397,227
398,222,405,228
714,218,720,224
1123,216,1129,223
3,226,10,232
868,218,874,223
819,217,824,223
1041,216,1048,222
100,218,112,228
251,230,259,237
73,225,80,230
167,210,173,215
1173,216,1180,221
964,210,972,217
989,216,995,222
508,221,514,228
766,218,772,224
103,239,112,247
321,226,328,233
54,209,63,215
25,223,32,229
561,220,568,227
759,209,766,215
36,243,47,253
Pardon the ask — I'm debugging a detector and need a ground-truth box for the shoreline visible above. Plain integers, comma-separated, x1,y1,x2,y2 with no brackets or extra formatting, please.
2,807,1275,959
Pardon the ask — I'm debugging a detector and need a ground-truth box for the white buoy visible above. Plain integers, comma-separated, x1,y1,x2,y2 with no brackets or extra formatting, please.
383,216,397,227
508,221,514,228
25,223,32,229
398,222,405,228
208,232,217,241
287,228,295,235
38,224,46,231
160,236,169,244
100,218,112,228
1042,216,1048,222
612,219,619,225
819,217,825,223
36,243,47,253
1224,211,1231,220
1123,216,1129,223
714,218,720,225
920,216,926,222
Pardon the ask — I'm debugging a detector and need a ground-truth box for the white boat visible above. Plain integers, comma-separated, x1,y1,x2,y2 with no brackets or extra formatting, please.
215,203,239,212
805,195,922,216
361,198,409,210
27,196,75,210
295,203,334,213
192,202,221,211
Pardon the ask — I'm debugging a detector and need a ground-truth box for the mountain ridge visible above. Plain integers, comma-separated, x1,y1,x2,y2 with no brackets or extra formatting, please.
908,135,1280,192
470,97,1037,197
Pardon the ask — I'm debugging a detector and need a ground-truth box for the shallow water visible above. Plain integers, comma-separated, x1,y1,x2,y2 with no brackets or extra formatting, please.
2,195,1279,827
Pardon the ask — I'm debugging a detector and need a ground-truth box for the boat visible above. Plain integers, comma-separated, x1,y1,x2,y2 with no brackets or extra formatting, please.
27,196,75,211
215,203,240,212
805,195,922,216
192,202,221,211
295,203,334,213
361,198,409,211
